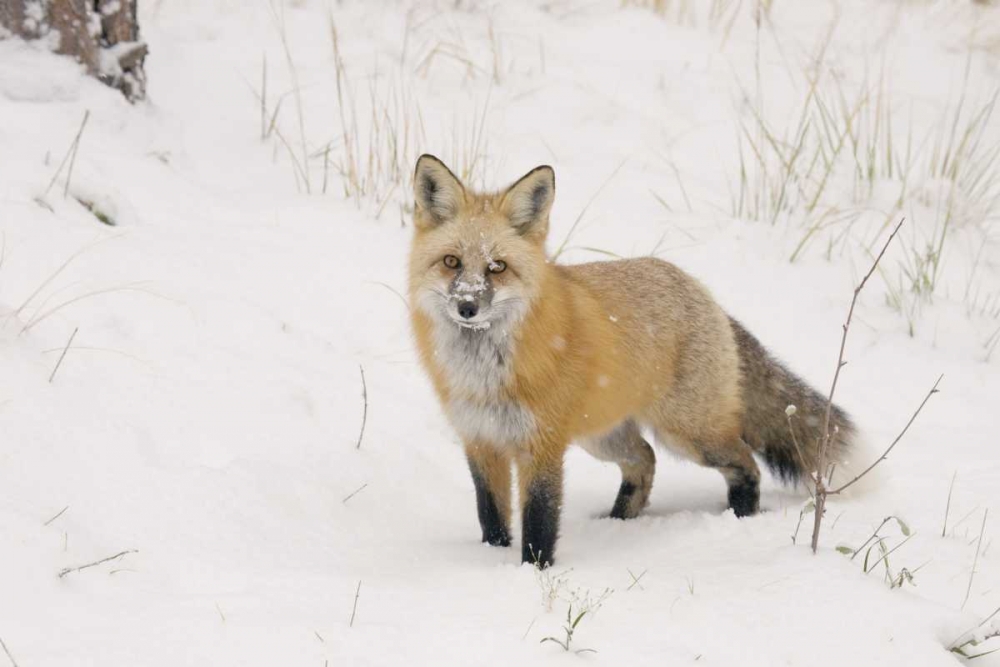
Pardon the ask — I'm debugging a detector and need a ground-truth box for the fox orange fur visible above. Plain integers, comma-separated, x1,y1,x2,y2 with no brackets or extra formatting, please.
408,155,856,567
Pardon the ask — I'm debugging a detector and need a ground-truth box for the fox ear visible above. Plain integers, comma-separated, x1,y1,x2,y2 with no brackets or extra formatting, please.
500,165,555,238
413,154,465,228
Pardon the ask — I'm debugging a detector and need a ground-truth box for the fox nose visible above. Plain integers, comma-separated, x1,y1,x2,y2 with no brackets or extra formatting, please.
457,301,479,319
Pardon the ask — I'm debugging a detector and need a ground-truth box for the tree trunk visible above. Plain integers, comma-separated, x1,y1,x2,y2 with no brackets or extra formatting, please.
0,0,147,102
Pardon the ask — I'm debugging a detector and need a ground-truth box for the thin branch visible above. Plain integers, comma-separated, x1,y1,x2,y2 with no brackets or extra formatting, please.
950,606,1000,649
341,483,368,504
961,508,989,610
522,617,537,640
58,549,137,579
349,580,361,627
551,160,627,261
260,53,267,141
0,636,19,667
784,410,816,490
810,219,905,553
43,505,70,526
818,217,905,476
829,374,943,495
13,236,118,318
49,327,79,383
850,516,894,560
63,110,91,199
951,627,1000,659
942,470,957,537
791,500,813,544
43,109,90,199
356,365,368,450
626,568,647,591
953,506,983,533
364,281,409,312
865,533,914,576
22,282,154,333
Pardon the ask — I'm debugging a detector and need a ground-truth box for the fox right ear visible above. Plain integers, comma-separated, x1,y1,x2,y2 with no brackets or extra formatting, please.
413,154,465,228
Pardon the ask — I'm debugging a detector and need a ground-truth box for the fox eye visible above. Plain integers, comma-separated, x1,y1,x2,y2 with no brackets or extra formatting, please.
443,255,461,269
489,260,507,274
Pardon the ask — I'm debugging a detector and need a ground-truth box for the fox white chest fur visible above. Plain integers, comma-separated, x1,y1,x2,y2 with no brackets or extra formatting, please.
430,319,537,449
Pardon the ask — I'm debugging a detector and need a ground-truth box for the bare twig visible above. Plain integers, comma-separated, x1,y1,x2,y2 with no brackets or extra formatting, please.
953,506,983,534
341,483,368,504
626,568,647,591
791,499,814,544
943,470,957,537
58,549,137,578
810,218,905,554
22,282,156,333
349,580,361,627
260,53,267,141
267,3,309,193
13,236,117,318
950,606,1000,650
850,516,894,560
365,281,409,312
0,636,19,667
63,110,91,199
865,533,914,576
49,327,79,383
522,617,537,640
43,110,91,199
819,217,904,472
356,365,367,450
551,160,627,261
829,375,943,496
43,505,70,526
785,409,816,490
962,508,989,609
951,622,1000,660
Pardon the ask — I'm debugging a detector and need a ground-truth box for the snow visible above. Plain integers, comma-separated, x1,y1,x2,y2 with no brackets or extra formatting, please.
1,0,999,665
100,1,123,17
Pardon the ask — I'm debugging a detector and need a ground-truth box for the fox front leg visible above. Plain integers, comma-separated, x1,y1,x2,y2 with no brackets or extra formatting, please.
465,444,512,547
517,448,565,568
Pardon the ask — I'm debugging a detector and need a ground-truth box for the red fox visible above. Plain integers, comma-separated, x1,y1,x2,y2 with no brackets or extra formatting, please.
408,154,857,567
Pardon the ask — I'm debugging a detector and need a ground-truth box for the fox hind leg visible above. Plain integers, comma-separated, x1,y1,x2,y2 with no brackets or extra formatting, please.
578,420,655,520
466,444,512,547
700,440,761,517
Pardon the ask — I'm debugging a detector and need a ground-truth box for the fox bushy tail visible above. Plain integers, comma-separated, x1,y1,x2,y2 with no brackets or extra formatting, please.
729,317,857,485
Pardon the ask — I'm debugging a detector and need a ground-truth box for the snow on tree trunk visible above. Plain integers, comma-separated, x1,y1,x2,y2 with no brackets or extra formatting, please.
0,0,147,102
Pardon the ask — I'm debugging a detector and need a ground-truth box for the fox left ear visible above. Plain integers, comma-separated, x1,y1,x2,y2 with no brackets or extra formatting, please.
500,165,555,238
413,154,466,229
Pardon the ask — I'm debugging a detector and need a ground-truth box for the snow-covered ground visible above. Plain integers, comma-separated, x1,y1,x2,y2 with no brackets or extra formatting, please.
1,0,999,664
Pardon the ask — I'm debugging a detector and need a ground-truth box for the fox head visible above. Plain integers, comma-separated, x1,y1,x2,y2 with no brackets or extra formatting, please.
408,154,555,332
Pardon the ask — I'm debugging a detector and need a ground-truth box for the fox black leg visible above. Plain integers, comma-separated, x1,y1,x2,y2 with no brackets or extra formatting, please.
518,454,564,568
610,480,639,519
726,470,760,517
579,420,655,520
466,445,511,547
702,442,761,517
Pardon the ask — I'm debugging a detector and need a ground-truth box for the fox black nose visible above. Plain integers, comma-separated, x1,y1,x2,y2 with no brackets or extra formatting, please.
457,301,478,319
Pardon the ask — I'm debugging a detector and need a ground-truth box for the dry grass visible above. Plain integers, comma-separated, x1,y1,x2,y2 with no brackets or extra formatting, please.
623,0,750,39
254,7,499,222
729,40,1000,336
